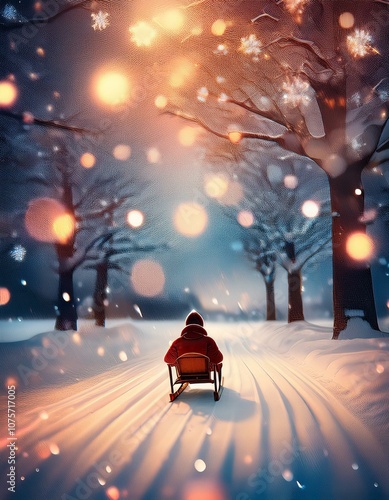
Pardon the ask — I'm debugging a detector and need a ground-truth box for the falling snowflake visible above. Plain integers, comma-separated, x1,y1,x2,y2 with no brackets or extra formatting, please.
129,21,157,47
9,245,26,262
218,92,229,103
239,34,262,61
282,77,311,106
213,43,228,56
91,11,110,31
2,4,18,20
197,87,209,102
347,29,375,58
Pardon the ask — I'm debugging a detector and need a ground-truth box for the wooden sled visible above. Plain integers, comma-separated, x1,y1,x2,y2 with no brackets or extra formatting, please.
168,352,223,402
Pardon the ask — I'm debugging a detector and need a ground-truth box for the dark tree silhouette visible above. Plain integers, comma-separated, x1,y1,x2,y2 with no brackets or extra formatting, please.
149,0,389,337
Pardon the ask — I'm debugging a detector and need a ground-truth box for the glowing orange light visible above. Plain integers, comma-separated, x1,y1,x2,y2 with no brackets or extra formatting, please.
36,442,51,460
106,486,120,500
129,21,157,47
80,152,96,169
131,259,165,297
346,233,374,261
127,210,144,228
173,202,208,237
95,72,129,105
169,58,194,88
25,198,72,242
211,19,226,36
154,94,168,109
0,287,11,306
178,126,200,146
52,214,75,244
155,9,185,32
339,12,354,29
113,144,131,161
0,80,18,107
237,210,254,227
204,173,229,199
228,131,242,144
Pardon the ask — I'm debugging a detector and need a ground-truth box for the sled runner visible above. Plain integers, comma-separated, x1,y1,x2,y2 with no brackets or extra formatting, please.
168,352,223,402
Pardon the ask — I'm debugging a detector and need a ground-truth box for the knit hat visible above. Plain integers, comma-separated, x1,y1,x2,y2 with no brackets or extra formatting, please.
185,310,204,326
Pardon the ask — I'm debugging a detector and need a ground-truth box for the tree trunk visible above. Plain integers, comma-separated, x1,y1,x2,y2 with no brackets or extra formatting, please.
265,278,276,321
287,269,304,323
93,261,108,327
328,168,379,338
55,245,77,331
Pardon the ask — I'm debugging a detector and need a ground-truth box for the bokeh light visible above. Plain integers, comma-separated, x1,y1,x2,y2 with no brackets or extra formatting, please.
131,259,165,297
228,131,242,144
127,210,144,228
0,80,18,107
301,200,320,218
80,152,96,169
95,71,130,105
129,21,157,47
169,58,194,88
204,173,229,199
237,210,254,227
113,144,131,161
147,147,161,163
0,287,11,306
178,126,201,146
49,443,60,455
211,19,227,36
155,8,185,32
194,459,206,472
346,233,374,261
183,480,225,500
339,12,354,29
52,214,75,244
284,175,298,189
155,94,168,109
173,202,208,237
106,486,120,500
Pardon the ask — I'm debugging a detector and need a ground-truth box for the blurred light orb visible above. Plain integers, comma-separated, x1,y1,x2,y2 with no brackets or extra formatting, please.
155,8,185,32
154,94,168,109
204,173,229,199
147,147,161,163
282,469,294,481
80,152,96,169
211,19,227,36
301,200,320,218
194,459,206,472
346,233,374,261
0,287,11,306
25,198,72,243
174,202,208,237
129,21,157,46
96,71,129,105
237,210,254,227
0,80,18,107
339,12,355,29
62,292,71,302
53,214,75,244
131,259,165,297
106,486,120,500
183,480,224,500
119,351,128,362
354,188,362,195
113,144,131,161
228,131,242,144
284,175,298,189
127,210,144,228
49,443,60,455
178,126,200,146
169,58,194,88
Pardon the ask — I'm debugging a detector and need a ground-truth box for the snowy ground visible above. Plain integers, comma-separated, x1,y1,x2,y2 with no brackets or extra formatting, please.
0,319,389,500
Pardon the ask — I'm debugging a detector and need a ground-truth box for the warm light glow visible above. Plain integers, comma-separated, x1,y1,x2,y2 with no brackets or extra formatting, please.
169,58,194,88
237,210,254,227
147,147,161,163
62,292,71,302
80,152,96,169
113,144,131,161
154,9,185,32
347,29,376,58
129,21,157,46
228,131,242,144
284,175,298,189
52,214,75,244
25,198,72,243
95,71,130,105
49,443,60,455
178,126,200,146
106,486,120,500
119,351,128,361
183,480,224,500
211,19,226,36
127,210,144,228
339,12,354,29
173,202,208,237
0,80,18,107
204,173,229,199
131,259,165,297
0,287,11,306
154,94,168,108
355,188,362,195
346,233,374,261
194,459,206,472
301,200,320,218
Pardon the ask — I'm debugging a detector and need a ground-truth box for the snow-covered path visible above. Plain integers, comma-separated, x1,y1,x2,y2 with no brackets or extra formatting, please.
1,321,389,500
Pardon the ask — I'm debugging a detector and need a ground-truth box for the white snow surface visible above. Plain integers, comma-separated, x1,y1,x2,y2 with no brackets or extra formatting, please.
0,319,388,500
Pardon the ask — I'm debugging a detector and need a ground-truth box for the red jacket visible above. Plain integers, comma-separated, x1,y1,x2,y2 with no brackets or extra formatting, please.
164,324,223,366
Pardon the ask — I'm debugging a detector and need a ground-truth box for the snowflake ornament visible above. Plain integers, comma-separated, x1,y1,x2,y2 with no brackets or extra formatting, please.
10,245,26,262
282,77,311,106
213,44,228,56
347,29,375,58
2,4,18,20
239,34,262,61
91,11,110,31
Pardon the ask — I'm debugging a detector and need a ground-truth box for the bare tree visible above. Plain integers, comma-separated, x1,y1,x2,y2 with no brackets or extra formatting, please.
151,0,389,337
